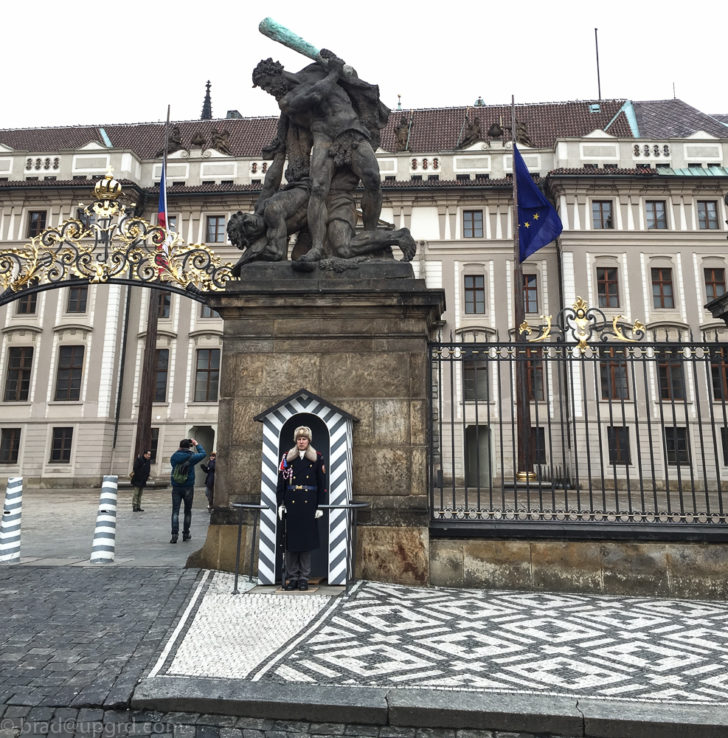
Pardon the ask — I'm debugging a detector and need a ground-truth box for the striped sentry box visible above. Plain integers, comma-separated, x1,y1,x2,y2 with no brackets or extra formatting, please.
0,477,23,564
255,390,356,586
90,475,118,564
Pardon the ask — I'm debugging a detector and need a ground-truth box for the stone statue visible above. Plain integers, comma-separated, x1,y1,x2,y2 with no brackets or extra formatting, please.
394,115,410,151
458,115,482,149
228,103,415,274
156,125,186,158
190,131,207,149
210,129,232,155
516,121,532,146
252,50,389,266
230,21,416,272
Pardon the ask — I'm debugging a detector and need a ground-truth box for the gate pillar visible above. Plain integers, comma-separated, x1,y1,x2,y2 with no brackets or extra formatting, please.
191,261,445,586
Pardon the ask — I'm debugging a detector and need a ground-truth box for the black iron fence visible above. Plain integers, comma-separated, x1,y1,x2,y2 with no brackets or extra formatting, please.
429,337,728,537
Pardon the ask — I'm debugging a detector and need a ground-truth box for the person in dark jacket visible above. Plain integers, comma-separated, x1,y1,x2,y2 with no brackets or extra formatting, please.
169,438,206,543
276,426,326,591
131,450,151,512
201,452,216,512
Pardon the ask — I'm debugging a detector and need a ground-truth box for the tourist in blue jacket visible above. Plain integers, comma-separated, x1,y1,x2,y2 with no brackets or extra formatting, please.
169,438,206,543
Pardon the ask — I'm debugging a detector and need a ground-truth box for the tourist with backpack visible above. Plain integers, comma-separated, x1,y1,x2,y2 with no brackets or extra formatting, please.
169,438,206,544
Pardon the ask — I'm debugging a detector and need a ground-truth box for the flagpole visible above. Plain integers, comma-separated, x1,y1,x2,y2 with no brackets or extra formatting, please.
511,96,533,480
133,107,170,459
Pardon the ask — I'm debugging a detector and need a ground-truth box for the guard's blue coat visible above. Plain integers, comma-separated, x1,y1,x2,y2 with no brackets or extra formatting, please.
276,450,326,552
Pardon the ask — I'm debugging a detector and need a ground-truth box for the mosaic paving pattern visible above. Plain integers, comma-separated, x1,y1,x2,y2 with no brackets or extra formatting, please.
162,572,334,679
258,581,728,703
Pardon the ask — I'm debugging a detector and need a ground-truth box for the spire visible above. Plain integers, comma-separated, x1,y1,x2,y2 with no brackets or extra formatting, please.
201,81,212,120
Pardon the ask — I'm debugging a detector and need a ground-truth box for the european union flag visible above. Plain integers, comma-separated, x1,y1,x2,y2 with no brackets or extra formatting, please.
514,144,563,261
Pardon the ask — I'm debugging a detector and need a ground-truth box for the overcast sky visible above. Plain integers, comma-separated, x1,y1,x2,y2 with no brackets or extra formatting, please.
4,0,725,130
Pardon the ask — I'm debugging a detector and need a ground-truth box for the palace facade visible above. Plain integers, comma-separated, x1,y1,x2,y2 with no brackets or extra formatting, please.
0,97,726,486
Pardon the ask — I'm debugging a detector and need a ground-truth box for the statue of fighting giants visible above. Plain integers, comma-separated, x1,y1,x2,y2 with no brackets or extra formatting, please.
228,23,416,273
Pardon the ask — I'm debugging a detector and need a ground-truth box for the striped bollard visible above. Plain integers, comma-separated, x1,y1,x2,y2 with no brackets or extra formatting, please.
90,475,117,564
0,477,23,564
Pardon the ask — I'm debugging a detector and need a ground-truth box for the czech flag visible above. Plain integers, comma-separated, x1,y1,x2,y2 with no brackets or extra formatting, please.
158,162,168,230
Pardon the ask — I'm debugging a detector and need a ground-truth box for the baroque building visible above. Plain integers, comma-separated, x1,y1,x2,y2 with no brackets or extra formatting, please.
0,98,726,486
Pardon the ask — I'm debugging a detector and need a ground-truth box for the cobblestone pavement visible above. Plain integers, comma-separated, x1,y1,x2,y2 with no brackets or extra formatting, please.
0,568,565,738
12,487,210,567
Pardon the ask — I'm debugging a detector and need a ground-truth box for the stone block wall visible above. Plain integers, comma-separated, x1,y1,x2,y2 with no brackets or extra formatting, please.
430,538,728,600
197,263,445,584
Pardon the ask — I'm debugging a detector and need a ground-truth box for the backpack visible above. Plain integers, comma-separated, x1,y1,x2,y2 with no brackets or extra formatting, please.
172,459,190,485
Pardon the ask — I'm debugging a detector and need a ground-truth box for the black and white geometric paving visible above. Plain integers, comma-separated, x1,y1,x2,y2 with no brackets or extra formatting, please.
159,576,728,705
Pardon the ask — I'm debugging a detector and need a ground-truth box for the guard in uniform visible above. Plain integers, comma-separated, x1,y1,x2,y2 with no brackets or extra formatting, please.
277,426,327,590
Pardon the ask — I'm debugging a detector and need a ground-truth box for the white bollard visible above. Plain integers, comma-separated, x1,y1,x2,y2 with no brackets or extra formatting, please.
90,475,118,564
0,477,23,564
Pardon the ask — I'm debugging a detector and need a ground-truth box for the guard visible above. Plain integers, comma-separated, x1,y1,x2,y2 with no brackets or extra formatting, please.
277,426,327,590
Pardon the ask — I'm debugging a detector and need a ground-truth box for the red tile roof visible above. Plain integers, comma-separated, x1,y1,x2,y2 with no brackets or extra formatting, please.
0,99,723,160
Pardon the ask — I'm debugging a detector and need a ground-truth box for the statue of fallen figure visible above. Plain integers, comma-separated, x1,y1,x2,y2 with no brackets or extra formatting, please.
227,164,416,276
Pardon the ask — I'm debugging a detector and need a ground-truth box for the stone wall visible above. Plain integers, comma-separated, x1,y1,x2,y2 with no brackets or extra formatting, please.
196,262,445,583
430,538,728,600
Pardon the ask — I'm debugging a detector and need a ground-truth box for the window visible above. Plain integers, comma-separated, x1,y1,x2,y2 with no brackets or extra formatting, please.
50,427,73,463
530,427,546,464
200,304,219,319
664,427,690,466
194,348,220,402
463,210,483,238
697,201,719,230
150,428,159,463
67,284,88,313
592,201,614,229
463,358,488,401
522,274,538,313
456,174,471,182
657,348,685,401
600,347,629,400
645,200,667,229
157,292,171,319
525,347,545,401
167,215,178,231
710,348,728,400
596,267,619,308
475,174,489,182
154,349,169,403
54,345,84,401
0,428,21,464
651,268,674,309
721,428,728,466
26,210,47,238
4,347,33,402
15,292,37,315
704,268,726,302
607,426,631,465
464,275,485,314
206,216,226,243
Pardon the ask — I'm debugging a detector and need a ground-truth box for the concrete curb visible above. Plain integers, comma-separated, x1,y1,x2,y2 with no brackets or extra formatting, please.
131,676,728,736
132,677,389,724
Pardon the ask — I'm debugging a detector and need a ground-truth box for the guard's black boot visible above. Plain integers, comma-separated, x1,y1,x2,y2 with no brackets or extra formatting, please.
170,535,178,544
283,579,298,591
298,580,309,591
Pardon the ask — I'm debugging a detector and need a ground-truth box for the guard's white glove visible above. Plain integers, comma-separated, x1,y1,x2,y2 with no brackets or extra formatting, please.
278,505,286,520
314,509,323,519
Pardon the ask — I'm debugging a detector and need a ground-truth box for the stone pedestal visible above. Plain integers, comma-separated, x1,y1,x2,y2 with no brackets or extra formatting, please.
193,262,444,585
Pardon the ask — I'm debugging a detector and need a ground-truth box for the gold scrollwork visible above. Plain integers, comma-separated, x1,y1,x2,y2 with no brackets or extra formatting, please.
0,174,233,297
519,315,552,342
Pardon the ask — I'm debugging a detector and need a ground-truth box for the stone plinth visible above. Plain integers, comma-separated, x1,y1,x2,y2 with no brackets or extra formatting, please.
195,261,444,584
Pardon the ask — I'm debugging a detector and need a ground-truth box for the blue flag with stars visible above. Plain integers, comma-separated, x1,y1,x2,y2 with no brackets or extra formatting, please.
514,144,563,261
